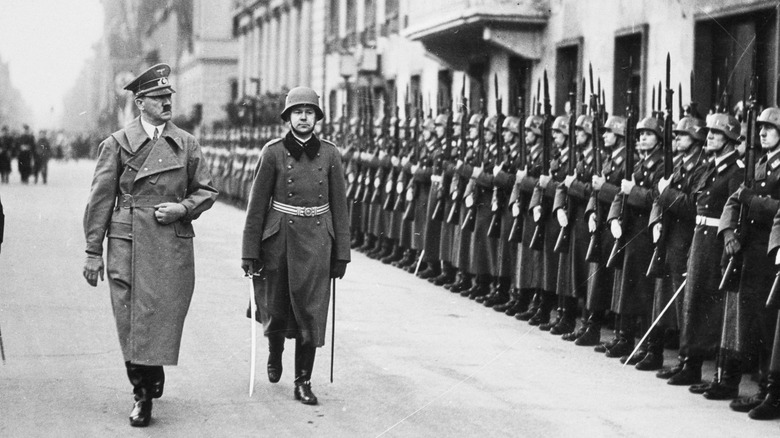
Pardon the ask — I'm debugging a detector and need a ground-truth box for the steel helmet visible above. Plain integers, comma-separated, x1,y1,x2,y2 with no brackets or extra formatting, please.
603,115,627,137
423,117,436,131
757,107,780,132
434,113,448,126
673,116,706,142
524,115,544,136
469,113,484,127
503,116,521,134
374,115,384,128
636,116,663,138
484,115,498,133
706,113,740,142
453,112,464,124
280,86,324,121
552,116,569,135
574,114,594,135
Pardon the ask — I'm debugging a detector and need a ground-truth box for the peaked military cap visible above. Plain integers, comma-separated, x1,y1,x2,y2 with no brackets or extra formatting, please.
124,63,175,97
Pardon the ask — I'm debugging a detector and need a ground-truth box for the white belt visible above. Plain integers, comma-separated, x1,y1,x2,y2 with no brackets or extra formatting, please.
696,215,719,227
272,200,330,217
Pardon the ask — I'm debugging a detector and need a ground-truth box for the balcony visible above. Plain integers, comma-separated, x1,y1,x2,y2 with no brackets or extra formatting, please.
404,0,549,67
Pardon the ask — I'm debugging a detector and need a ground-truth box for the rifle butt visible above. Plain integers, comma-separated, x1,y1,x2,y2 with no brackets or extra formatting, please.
461,207,476,232
719,256,741,292
554,226,569,254
585,232,600,263
529,223,545,251
645,247,665,278
766,270,780,309
605,238,624,269
487,213,501,239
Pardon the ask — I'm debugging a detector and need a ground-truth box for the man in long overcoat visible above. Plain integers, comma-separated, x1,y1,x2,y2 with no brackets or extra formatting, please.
82,63,217,427
242,86,350,406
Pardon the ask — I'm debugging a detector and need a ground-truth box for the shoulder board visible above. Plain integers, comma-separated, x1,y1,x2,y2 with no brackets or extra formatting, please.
264,137,284,148
717,163,728,173
771,158,780,170
644,158,657,169
614,155,624,165
321,138,339,148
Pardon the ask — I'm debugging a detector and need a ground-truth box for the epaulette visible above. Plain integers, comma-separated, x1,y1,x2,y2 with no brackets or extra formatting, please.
264,137,284,148
321,138,338,148
644,157,657,169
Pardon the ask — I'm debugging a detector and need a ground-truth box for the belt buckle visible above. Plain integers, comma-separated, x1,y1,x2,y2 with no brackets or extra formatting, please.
303,207,315,217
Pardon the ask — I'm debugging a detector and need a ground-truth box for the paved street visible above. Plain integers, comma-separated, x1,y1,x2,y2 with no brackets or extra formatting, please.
0,160,776,437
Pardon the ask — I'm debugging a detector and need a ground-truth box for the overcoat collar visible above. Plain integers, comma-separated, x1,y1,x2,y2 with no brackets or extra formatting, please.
123,117,184,153
283,131,321,161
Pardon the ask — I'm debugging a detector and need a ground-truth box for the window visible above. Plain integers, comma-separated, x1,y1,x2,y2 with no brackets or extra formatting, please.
384,0,399,35
694,8,777,112
467,61,488,114
556,42,581,116
437,70,453,113
613,28,645,116
509,56,532,116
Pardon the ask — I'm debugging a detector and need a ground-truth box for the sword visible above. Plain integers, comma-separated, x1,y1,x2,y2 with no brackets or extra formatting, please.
248,274,257,396
330,278,336,383
622,278,686,368
0,321,5,364
414,249,425,276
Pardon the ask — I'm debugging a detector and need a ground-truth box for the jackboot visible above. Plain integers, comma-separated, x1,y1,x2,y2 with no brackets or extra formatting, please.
605,332,635,358
475,279,498,304
528,291,555,326
668,356,703,386
350,232,364,249
381,245,404,264
368,237,391,259
656,357,684,380
575,312,603,346
357,234,376,252
731,381,767,412
484,277,511,308
635,328,665,371
430,262,456,285
464,275,490,299
539,308,562,331
293,338,318,405
126,362,153,427
505,289,532,317
267,334,285,383
404,253,422,273
393,249,415,268
515,290,540,321
494,288,518,313
749,373,780,420
703,357,741,399
447,272,473,293
417,261,440,279
550,297,577,335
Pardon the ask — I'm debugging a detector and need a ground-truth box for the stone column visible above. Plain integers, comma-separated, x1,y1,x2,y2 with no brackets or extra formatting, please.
299,0,312,86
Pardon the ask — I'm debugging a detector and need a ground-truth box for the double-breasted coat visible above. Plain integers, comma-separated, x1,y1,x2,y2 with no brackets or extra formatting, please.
84,117,218,365
242,133,350,347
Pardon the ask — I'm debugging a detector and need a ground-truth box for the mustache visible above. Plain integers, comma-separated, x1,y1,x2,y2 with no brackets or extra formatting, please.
162,105,172,112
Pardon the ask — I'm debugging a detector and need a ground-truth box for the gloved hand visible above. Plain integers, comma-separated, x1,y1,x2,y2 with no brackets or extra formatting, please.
620,178,636,195
723,229,741,256
516,168,527,182
776,250,780,265
736,185,756,204
539,174,551,188
330,260,347,279
401,156,410,166
471,166,483,179
493,164,503,177
411,164,419,174
83,254,104,287
658,176,671,194
652,223,662,243
587,213,597,233
456,159,464,170
532,205,542,222
154,202,187,225
592,174,605,191
564,174,576,188
557,209,569,227
610,220,623,239
391,156,400,166
379,150,387,160
241,258,264,276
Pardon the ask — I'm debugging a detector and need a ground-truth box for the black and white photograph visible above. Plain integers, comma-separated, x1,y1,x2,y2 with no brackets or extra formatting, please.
1,0,780,436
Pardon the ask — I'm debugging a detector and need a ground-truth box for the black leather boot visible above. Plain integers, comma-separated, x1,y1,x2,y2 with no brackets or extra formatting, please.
605,332,635,359
703,357,741,399
464,275,490,299
293,339,318,405
539,308,562,331
126,362,153,427
392,249,414,268
731,382,767,412
430,262,456,285
267,334,285,383
529,291,555,326
550,297,577,335
381,245,404,264
417,261,441,279
369,237,391,259
448,272,473,293
749,374,780,420
668,356,703,386
515,290,540,321
505,289,532,316
574,312,603,346
635,328,665,371
494,288,518,312
357,234,376,252
656,357,684,379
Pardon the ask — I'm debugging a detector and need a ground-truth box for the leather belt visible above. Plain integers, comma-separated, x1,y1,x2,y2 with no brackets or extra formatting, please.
118,194,179,208
696,215,719,227
272,200,330,217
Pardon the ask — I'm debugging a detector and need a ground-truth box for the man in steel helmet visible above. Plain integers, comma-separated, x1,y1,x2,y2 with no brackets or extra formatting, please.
527,115,568,328
606,116,665,363
726,107,780,419
242,86,350,406
429,112,459,287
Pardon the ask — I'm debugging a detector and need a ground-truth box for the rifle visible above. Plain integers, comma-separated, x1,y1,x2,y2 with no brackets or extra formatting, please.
403,94,422,222
585,65,605,262
431,100,453,221
770,78,780,307
393,91,412,213
487,74,505,238
353,100,368,202
461,98,486,232
362,89,377,203
647,53,675,278
383,105,401,211
720,75,758,291
345,102,361,200
371,99,390,205
528,71,552,250
446,78,469,224
606,72,637,269
554,84,578,253
507,95,527,243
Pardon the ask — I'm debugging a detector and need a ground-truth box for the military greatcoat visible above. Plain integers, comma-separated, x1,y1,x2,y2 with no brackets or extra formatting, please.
84,117,218,365
242,133,350,347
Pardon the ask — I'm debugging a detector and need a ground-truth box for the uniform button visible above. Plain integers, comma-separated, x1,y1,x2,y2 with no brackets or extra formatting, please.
316,220,321,225
704,204,708,208
288,193,293,197
288,179,293,183
706,191,710,195
703,230,708,235
762,182,766,187
144,167,148,171
319,167,323,171
158,159,162,162
319,194,323,198
128,233,133,238
287,152,291,156
317,153,321,157
319,180,323,184
288,165,292,169
289,219,294,224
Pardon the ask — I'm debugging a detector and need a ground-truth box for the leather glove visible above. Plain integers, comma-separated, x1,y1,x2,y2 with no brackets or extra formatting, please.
776,250,780,265
456,159,464,170
330,260,347,279
471,166,483,179
587,213,597,233
379,151,387,160
723,228,741,256
493,164,503,177
538,174,551,188
532,205,542,223
401,156,410,166
564,174,576,188
391,156,400,166
516,168,527,182
652,223,662,243
556,209,569,227
241,258,264,276
154,202,187,225
411,164,419,174
620,178,636,195
592,174,605,191
658,176,671,194
610,220,623,239
83,254,104,287
737,186,756,205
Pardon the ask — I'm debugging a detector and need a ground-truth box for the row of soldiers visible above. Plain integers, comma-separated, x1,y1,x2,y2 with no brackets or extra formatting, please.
0,124,52,184
198,62,780,421
337,64,780,421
